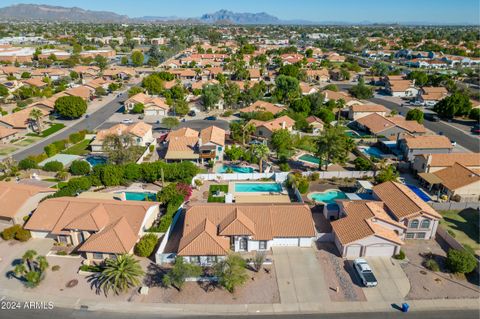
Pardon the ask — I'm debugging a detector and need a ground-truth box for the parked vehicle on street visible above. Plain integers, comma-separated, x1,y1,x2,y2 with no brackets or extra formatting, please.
471,124,480,135
204,116,217,121
122,119,133,124
353,258,378,287
188,110,196,117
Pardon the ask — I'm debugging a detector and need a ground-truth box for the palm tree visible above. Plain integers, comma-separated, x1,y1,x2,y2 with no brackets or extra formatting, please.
96,254,144,296
29,108,43,133
251,144,270,173
214,253,248,293
242,122,256,146
22,250,37,272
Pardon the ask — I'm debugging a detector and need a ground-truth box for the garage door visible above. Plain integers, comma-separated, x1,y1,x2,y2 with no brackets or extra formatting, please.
364,244,395,257
345,245,361,257
272,238,300,246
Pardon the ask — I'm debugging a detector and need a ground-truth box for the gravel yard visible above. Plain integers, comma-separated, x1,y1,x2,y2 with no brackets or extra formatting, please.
315,242,366,302
402,238,480,300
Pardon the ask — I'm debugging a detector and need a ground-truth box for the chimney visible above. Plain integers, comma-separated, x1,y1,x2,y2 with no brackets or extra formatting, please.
282,121,286,129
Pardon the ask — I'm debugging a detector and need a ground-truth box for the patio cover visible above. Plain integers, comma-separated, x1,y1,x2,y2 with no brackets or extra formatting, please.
418,172,443,185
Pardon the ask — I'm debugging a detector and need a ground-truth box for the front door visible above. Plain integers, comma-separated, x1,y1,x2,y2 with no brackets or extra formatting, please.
239,238,248,251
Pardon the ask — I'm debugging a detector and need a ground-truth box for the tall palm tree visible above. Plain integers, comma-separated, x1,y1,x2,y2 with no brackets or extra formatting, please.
242,122,256,146
251,144,270,173
96,254,144,296
29,108,43,133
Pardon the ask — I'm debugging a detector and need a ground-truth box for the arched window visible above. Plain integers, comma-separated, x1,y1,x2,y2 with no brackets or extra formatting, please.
421,219,431,229
409,219,419,228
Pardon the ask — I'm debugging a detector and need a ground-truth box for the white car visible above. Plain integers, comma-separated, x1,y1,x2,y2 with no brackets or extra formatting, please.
353,258,378,287
122,119,133,124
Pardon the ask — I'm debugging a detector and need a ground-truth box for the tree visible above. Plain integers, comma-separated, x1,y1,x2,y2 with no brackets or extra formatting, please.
375,165,399,183
354,157,373,170
214,254,248,293
0,84,8,97
251,143,270,173
102,134,142,165
171,99,189,117
162,257,202,291
131,103,144,114
446,249,477,274
407,71,429,86
95,87,107,97
271,129,293,157
348,78,374,99
230,121,256,146
54,96,87,119
469,108,480,122
371,62,389,76
316,126,351,170
142,74,163,95
406,109,424,124
69,160,91,175
434,92,472,119
223,82,240,108
128,86,144,97
12,250,49,288
94,55,108,70
134,233,158,257
95,254,144,296
42,160,63,172
18,158,37,170
121,56,129,65
274,75,300,103
202,84,223,109
316,108,335,124
131,50,144,67
162,117,179,129
29,108,44,133
69,71,79,81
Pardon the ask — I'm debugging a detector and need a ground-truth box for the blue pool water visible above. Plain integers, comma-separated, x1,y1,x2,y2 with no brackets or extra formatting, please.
310,190,347,204
217,165,254,174
121,192,157,201
234,182,282,193
359,146,386,159
85,156,108,167
299,154,324,165
406,184,430,202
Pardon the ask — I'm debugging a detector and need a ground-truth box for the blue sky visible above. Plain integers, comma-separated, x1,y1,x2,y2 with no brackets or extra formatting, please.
2,0,479,24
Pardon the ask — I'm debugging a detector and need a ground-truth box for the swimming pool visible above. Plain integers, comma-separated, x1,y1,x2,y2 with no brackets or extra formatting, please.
358,146,386,159
120,191,157,201
234,182,282,193
85,156,108,167
406,184,430,202
216,165,254,174
309,190,347,204
299,154,323,165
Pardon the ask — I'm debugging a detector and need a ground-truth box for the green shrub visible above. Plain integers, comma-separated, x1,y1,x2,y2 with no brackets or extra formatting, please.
394,250,406,260
354,157,373,170
69,160,91,175
308,172,320,181
52,139,67,152
425,259,440,272
134,233,158,257
68,132,83,144
279,162,290,172
14,228,31,242
149,144,155,152
446,249,478,274
297,179,310,194
1,225,21,240
79,264,102,272
44,144,58,157
157,196,183,232
43,160,64,172
18,158,38,170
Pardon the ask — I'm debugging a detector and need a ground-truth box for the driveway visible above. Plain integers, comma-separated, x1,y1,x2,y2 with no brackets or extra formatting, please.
273,247,329,304
354,258,410,303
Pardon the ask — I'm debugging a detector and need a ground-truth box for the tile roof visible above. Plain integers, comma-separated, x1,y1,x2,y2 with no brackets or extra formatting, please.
351,104,389,113
332,200,405,245
0,106,49,129
25,197,157,254
373,181,441,220
433,162,480,191
323,90,352,102
418,153,480,168
95,122,152,141
239,100,285,115
249,115,295,133
404,135,452,149
200,125,225,146
356,113,425,134
388,79,414,92
177,203,315,256
0,182,54,219
0,126,19,139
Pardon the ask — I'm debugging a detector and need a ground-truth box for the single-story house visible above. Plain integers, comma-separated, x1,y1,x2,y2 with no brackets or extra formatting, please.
355,113,426,139
248,115,295,139
90,122,153,152
25,197,158,261
0,182,55,225
373,181,442,240
239,100,285,116
124,93,169,116
386,79,418,98
0,127,20,143
162,203,315,265
332,200,406,258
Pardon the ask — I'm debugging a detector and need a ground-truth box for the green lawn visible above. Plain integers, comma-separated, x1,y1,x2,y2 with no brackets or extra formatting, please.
208,184,228,203
440,208,480,250
27,123,65,138
62,139,91,155
0,146,18,155
13,136,42,147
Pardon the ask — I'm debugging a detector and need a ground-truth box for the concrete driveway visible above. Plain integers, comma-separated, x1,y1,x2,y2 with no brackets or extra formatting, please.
354,258,410,302
273,247,329,304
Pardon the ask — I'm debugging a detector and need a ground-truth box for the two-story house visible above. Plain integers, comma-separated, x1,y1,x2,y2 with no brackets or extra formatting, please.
90,122,154,153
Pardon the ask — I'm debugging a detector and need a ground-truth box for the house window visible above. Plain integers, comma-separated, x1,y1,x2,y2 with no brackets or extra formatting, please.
217,146,222,151
206,256,217,264
92,252,103,260
409,220,419,229
239,238,248,251
259,241,267,250
421,219,431,229
416,232,426,239
58,235,69,243
405,232,415,239
191,256,200,264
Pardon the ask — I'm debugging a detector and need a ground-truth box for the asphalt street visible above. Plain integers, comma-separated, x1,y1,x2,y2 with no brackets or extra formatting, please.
11,95,125,162
0,307,477,319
